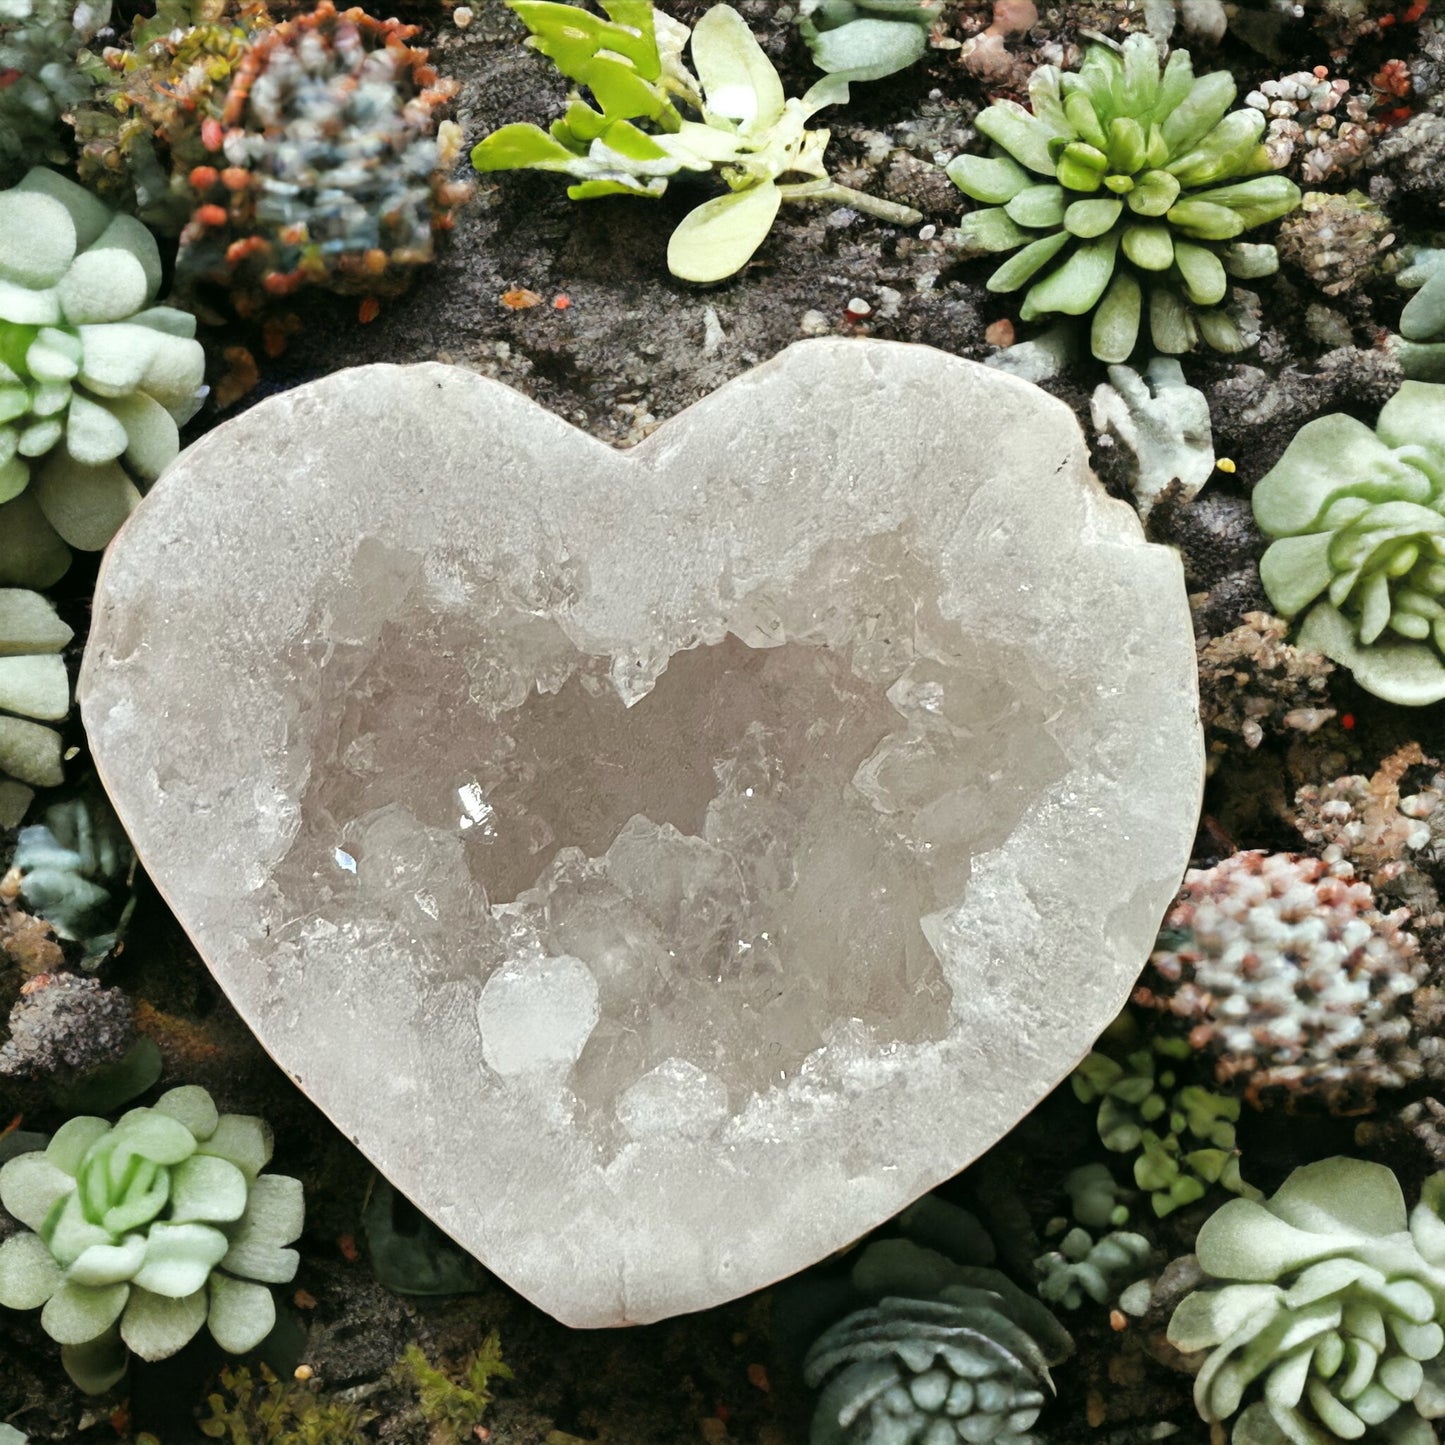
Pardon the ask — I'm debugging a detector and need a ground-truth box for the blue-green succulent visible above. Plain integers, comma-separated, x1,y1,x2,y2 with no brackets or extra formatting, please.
947,33,1301,361
0,1087,303,1394
1254,381,1445,707
1170,1158,1445,1445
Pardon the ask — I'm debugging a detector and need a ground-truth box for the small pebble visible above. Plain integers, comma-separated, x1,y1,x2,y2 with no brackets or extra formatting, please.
453,5,472,25
845,297,873,319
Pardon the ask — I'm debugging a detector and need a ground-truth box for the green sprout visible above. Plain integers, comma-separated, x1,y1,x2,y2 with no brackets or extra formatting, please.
1170,1159,1445,1445
471,1,921,283
1254,381,1445,706
0,1087,303,1394
947,32,1301,361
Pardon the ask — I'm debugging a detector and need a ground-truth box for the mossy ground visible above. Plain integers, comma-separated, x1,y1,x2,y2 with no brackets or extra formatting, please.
5,0,1445,1439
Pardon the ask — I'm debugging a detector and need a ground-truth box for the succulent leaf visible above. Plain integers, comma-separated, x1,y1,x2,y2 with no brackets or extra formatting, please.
948,39,1300,359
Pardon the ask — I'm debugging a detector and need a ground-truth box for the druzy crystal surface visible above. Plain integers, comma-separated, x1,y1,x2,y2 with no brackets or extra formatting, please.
80,339,1204,1326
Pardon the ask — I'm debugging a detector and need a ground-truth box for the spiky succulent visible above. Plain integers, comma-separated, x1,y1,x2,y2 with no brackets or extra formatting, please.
0,587,71,827
0,1087,303,1393
0,167,205,589
174,0,472,313
947,33,1301,361
1170,1159,1445,1445
0,0,110,182
1137,851,1426,1105
1253,382,1445,706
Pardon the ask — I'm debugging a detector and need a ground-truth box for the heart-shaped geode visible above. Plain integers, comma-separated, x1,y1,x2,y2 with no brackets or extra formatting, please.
81,339,1203,1327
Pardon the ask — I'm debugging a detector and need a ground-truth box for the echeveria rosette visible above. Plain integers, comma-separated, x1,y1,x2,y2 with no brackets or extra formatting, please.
1254,382,1445,706
0,167,205,589
1169,1159,1445,1445
0,1086,303,1394
947,34,1302,362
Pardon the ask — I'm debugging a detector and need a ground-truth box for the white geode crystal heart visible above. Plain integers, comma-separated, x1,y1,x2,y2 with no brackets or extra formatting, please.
81,339,1203,1326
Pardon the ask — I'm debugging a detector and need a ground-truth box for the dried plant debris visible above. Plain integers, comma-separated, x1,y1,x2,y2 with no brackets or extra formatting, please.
1276,190,1395,297
1196,612,1335,769
0,971,132,1080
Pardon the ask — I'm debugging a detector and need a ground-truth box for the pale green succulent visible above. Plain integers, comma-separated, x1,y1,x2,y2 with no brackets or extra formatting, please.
0,1087,303,1393
1034,1227,1151,1312
0,586,71,827
798,0,943,82
947,33,1301,361
1254,382,1445,706
472,1,919,284
0,167,206,588
1169,1158,1445,1445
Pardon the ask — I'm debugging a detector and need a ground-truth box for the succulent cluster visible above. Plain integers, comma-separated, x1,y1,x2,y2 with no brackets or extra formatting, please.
797,0,942,82
0,0,109,182
1245,68,1375,183
473,1,918,284
175,1,472,314
1170,1158,1445,1445
1034,1227,1151,1312
948,33,1301,362
1073,1022,1254,1216
0,587,71,827
0,167,206,589
1253,381,1445,706
1400,248,1445,345
0,1087,302,1393
1276,189,1394,297
1136,850,1426,1106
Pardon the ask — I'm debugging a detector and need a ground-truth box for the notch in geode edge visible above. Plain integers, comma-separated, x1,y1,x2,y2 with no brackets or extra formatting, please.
80,339,1203,1327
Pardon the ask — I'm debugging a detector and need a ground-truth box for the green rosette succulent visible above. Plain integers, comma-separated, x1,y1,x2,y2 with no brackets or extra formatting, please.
0,167,206,589
0,1086,303,1393
1169,1158,1445,1445
1253,381,1445,707
947,33,1301,362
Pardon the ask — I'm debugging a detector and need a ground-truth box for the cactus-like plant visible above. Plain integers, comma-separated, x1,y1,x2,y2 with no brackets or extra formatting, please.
1253,381,1445,706
0,1087,303,1393
0,587,71,827
0,168,206,588
1169,1158,1445,1445
947,33,1301,361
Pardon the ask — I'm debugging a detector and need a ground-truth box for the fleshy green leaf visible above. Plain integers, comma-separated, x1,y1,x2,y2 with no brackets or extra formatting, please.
666,181,782,283
975,99,1061,176
1091,271,1142,363
131,1222,229,1298
691,4,784,131
987,231,1071,293
197,1115,273,1181
207,1274,277,1355
945,153,1030,205
41,1279,130,1344
120,1284,207,1361
0,1230,62,1309
1021,233,1118,318
168,1155,249,1225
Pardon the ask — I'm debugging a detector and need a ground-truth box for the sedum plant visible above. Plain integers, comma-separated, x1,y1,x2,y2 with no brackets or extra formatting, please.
1253,381,1445,706
0,167,205,588
1169,1158,1445,1445
472,1,920,284
947,33,1301,362
0,1086,303,1393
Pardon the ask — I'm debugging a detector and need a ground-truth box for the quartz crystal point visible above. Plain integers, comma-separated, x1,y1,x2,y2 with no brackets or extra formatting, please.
80,339,1203,1327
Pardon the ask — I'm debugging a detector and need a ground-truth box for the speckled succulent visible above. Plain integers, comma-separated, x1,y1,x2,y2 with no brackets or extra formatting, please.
0,0,110,182
1073,1019,1255,1216
0,167,206,589
1253,382,1445,706
174,1,472,314
70,0,276,231
947,33,1301,361
0,1087,302,1393
1135,850,1426,1106
1170,1158,1445,1445
0,587,71,828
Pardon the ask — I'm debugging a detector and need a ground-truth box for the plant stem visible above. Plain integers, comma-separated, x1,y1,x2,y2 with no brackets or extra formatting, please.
778,179,922,227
